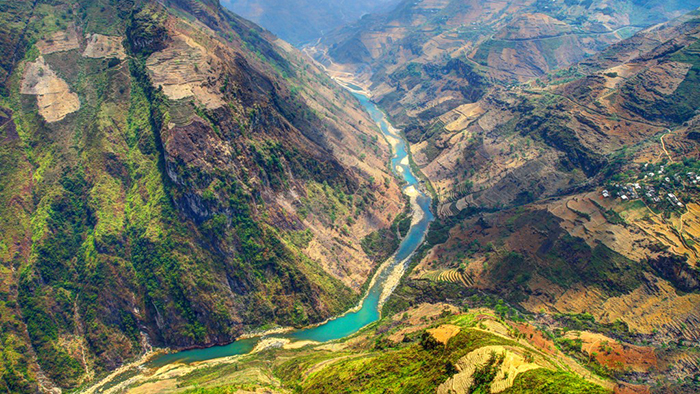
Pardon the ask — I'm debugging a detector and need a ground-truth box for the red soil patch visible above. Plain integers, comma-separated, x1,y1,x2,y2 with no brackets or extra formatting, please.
575,332,657,373
513,322,558,355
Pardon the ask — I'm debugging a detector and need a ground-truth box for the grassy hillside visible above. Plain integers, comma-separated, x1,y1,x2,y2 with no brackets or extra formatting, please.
90,304,615,393
0,0,406,391
313,6,700,393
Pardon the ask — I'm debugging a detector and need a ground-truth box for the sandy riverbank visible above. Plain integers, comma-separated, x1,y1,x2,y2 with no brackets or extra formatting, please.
378,194,425,307
81,348,167,394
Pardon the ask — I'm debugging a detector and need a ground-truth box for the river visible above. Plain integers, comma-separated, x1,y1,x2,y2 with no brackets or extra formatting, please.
146,90,435,367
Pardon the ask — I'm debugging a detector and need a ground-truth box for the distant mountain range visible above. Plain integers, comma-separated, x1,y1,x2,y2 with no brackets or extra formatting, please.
221,0,401,46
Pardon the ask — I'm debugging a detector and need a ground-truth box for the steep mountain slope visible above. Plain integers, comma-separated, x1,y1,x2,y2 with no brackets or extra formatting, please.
221,0,401,46
383,11,700,392
2,0,700,393
71,10,700,394
410,10,700,214
0,0,406,391
310,0,700,128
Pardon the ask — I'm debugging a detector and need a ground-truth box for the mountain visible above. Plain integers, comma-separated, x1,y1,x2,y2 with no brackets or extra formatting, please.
316,0,700,74
399,9,700,215
3,0,700,393
70,8,700,394
310,0,700,126
221,0,401,46
0,0,407,391
309,2,700,391
384,10,700,393
309,0,700,214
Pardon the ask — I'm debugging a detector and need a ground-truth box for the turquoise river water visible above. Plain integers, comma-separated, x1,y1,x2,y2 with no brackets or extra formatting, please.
148,91,434,367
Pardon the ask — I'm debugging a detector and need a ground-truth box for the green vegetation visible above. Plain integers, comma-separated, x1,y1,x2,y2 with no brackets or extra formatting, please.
490,214,644,301
361,227,400,263
502,369,609,393
0,1,34,94
286,329,516,393
567,205,591,221
621,39,700,124
553,313,633,342
0,0,402,390
361,210,411,263
166,307,608,394
545,237,643,297
516,100,605,177
127,4,170,56
599,206,625,225
469,352,505,393
421,208,644,304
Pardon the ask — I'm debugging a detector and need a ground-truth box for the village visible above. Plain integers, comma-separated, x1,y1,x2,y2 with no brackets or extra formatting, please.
603,160,700,214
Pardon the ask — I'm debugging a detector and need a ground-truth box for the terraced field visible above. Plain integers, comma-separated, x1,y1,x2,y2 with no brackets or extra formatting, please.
107,304,614,393
423,269,475,287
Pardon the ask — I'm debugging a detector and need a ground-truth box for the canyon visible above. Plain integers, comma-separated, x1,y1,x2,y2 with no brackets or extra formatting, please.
1,0,700,393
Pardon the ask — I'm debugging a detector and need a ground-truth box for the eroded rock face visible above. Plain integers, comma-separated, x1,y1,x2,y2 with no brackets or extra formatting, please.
83,34,127,59
20,56,80,123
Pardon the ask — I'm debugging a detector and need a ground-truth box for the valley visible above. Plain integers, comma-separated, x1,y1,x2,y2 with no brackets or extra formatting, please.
0,0,409,391
221,0,401,46
83,85,435,393
1,0,700,393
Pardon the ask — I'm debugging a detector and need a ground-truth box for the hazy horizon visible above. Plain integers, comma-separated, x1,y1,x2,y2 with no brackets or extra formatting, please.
221,0,401,45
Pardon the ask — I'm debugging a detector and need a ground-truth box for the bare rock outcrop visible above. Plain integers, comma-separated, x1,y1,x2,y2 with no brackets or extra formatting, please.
20,56,80,123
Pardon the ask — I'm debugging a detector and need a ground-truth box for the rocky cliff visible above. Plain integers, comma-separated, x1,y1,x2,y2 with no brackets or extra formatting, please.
0,0,405,391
